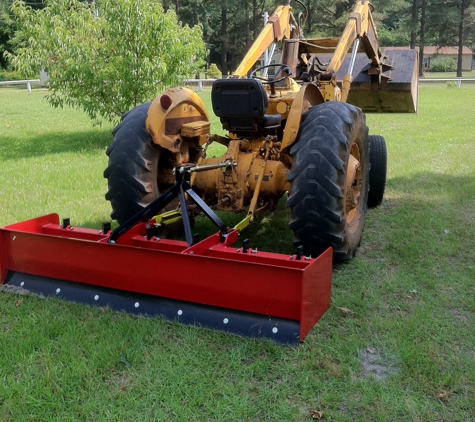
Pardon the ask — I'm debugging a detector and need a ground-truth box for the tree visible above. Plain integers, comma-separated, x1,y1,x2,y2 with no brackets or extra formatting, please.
456,0,472,76
419,0,427,76
0,0,15,69
220,4,228,75
425,0,473,75
6,0,207,123
311,0,353,36
410,0,419,49
167,0,275,75
1,0,45,69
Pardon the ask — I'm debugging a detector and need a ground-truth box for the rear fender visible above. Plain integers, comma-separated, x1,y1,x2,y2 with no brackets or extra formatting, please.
146,87,210,153
281,82,325,151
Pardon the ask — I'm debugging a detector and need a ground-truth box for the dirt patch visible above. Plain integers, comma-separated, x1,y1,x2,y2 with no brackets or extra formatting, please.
360,347,399,380
450,309,469,323
1,283,45,298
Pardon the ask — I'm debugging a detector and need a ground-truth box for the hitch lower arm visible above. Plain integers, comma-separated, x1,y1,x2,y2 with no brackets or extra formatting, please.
108,162,235,245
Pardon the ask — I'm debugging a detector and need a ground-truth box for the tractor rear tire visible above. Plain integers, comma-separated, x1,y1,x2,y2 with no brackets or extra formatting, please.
367,135,387,208
104,102,166,225
287,101,369,262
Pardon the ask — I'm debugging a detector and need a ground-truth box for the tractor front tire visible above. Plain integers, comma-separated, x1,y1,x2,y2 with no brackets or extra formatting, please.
104,102,165,225
287,101,369,262
367,135,387,208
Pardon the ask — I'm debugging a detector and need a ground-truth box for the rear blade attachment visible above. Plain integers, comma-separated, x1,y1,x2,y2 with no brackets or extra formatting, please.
0,214,332,345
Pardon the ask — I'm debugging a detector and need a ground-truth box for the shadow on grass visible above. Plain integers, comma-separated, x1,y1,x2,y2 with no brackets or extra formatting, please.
80,196,296,255
183,197,296,255
0,130,112,161
72,172,475,259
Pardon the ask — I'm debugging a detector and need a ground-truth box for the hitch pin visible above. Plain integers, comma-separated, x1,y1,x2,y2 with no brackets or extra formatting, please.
189,160,237,173
174,161,236,175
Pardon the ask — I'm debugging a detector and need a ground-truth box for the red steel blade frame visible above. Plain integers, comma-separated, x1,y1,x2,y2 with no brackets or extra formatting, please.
0,214,332,342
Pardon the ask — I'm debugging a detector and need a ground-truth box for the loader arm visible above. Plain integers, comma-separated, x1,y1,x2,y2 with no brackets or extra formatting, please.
232,4,301,78
325,1,380,75
319,1,384,102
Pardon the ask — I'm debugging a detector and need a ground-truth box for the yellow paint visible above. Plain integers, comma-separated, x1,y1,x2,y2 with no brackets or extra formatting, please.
146,87,209,153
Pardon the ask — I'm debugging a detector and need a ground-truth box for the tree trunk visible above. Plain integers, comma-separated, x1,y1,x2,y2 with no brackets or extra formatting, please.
307,1,312,35
245,1,251,50
253,0,258,40
221,6,228,76
410,0,419,49
193,0,198,26
230,33,238,72
457,0,467,77
418,0,427,77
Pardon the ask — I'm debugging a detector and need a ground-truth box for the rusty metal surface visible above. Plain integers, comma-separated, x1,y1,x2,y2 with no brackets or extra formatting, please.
180,120,211,138
193,151,289,212
317,49,419,113
165,116,203,136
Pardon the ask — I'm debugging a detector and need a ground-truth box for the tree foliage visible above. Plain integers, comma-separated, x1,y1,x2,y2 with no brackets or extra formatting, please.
159,0,474,74
3,0,474,92
0,0,20,69
6,0,207,123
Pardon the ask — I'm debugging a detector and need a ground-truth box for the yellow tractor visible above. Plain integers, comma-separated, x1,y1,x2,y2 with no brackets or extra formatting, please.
1,1,417,344
104,0,418,261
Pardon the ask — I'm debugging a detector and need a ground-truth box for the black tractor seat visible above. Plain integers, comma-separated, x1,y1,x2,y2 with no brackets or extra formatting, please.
211,78,282,136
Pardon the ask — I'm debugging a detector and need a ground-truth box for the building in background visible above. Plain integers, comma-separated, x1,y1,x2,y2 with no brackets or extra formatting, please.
422,46,473,71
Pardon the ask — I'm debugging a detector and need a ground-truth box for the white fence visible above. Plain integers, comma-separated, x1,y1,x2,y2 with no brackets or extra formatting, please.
0,79,41,92
187,77,475,91
2,77,474,93
185,78,217,91
418,78,475,88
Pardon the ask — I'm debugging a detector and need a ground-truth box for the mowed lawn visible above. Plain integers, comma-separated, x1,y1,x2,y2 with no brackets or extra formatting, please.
1,84,474,421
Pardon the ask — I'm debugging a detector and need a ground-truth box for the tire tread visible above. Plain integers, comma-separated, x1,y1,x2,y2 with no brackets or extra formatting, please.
287,101,369,261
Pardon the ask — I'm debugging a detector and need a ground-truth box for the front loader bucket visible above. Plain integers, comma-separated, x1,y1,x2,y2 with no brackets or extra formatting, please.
347,48,418,113
330,48,419,113
1,214,332,345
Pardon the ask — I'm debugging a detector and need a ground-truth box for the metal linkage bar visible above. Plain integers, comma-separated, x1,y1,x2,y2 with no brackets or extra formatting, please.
108,181,181,244
108,162,234,245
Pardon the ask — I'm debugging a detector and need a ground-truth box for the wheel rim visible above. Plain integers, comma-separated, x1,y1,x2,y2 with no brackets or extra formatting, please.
345,142,362,229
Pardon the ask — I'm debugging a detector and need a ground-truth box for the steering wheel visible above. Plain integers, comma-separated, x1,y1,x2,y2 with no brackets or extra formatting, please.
251,64,291,84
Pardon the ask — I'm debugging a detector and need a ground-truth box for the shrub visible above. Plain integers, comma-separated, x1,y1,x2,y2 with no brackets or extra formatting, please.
207,63,221,79
0,70,24,81
431,57,457,72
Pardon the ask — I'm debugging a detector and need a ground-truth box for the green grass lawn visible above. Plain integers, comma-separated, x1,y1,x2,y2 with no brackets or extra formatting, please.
1,85,475,421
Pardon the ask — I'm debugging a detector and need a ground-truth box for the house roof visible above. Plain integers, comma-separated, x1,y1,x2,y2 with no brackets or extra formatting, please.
424,46,473,55
383,46,473,55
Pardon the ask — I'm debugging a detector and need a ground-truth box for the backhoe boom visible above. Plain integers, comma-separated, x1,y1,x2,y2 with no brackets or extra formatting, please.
232,5,301,78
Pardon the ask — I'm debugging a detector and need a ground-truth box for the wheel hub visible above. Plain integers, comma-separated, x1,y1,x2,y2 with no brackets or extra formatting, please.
345,146,362,226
